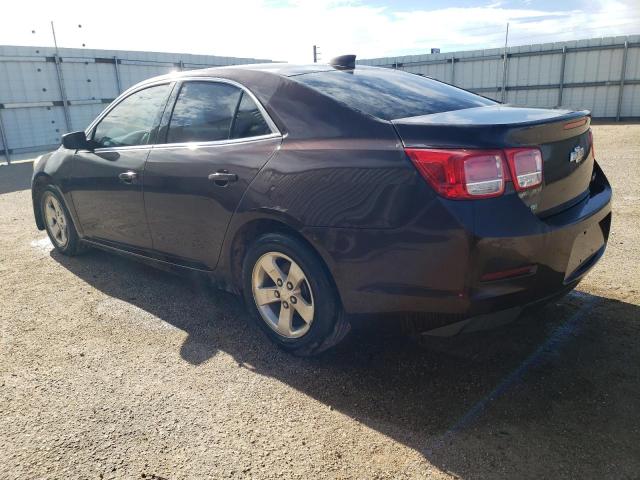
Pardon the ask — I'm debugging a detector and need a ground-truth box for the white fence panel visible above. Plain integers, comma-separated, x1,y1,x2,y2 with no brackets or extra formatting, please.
0,45,271,161
359,34,640,121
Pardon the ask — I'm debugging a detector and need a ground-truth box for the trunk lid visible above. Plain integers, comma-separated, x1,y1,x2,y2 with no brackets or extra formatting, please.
393,105,594,216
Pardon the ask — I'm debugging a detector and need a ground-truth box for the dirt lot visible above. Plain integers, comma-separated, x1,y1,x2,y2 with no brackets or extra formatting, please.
1,124,639,479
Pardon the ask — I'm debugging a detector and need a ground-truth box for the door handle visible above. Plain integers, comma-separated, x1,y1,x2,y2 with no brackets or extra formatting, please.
208,171,238,187
118,171,138,184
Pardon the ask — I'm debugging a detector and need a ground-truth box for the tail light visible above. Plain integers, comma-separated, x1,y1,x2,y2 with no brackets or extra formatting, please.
505,148,543,191
406,147,543,199
405,149,505,199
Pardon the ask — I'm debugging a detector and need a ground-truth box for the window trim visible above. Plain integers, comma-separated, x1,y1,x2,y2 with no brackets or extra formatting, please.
85,80,176,152
158,77,281,149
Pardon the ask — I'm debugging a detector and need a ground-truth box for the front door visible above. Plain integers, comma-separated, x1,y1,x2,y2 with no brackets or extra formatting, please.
143,80,281,270
69,83,173,249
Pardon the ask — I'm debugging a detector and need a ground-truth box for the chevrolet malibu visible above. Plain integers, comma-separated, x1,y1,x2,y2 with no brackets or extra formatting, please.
32,56,612,355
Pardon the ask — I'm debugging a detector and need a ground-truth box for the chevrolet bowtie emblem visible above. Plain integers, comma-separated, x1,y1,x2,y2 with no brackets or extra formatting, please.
570,145,585,164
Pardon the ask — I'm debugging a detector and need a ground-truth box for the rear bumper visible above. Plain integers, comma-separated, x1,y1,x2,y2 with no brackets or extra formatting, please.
464,162,610,318
304,162,612,329
423,281,579,336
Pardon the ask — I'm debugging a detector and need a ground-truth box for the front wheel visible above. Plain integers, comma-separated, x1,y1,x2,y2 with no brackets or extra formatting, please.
242,233,350,356
40,186,85,256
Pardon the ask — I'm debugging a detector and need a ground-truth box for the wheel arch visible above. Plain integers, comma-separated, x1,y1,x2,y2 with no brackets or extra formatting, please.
226,216,343,308
31,173,55,230
32,174,83,238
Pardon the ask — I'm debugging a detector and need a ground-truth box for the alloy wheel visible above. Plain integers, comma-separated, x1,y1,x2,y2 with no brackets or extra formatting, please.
251,252,315,338
42,192,69,248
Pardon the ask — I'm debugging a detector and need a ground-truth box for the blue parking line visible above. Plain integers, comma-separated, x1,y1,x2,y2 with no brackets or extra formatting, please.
426,291,598,454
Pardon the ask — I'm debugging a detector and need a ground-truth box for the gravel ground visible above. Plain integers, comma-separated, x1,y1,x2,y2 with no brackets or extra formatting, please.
1,124,639,479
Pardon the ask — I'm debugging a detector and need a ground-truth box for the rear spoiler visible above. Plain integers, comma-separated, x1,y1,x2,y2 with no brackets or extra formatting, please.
392,106,590,148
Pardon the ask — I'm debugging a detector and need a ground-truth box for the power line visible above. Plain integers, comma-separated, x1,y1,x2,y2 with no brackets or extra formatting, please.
506,24,640,45
460,19,640,41
409,21,640,54
402,18,640,56
413,11,640,38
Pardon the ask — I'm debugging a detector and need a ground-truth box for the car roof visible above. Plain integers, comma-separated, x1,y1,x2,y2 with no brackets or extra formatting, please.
134,63,339,88
210,63,336,77
136,63,393,91
165,63,387,79
126,63,408,141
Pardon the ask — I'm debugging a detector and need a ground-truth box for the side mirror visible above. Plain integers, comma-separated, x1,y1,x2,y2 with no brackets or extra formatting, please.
62,131,92,150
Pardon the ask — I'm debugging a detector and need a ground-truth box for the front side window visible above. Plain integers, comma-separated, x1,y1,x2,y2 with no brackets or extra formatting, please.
93,84,171,148
166,81,273,144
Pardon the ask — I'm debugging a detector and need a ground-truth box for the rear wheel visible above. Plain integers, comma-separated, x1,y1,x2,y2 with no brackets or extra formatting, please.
40,187,85,256
242,233,350,356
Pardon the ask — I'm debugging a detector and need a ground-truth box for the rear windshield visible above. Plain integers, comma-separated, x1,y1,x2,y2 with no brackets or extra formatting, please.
292,67,496,121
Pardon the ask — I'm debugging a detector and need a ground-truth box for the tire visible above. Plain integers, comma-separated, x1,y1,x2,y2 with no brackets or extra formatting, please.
39,186,86,256
242,233,350,356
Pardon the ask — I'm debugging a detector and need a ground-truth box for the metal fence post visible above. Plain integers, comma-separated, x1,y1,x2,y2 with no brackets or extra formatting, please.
114,56,122,94
0,110,10,164
450,56,455,85
616,41,629,122
557,46,567,108
53,54,72,132
501,23,509,103
501,52,509,102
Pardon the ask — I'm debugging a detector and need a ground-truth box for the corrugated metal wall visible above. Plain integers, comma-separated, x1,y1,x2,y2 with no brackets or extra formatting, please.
0,45,271,160
359,35,640,119
2,36,639,162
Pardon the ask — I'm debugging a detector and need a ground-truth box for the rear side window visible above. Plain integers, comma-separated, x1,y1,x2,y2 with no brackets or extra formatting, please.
231,93,271,139
167,81,272,144
168,82,241,143
292,68,496,120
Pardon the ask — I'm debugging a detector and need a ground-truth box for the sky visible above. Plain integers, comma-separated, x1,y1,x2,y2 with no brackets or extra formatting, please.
1,0,638,62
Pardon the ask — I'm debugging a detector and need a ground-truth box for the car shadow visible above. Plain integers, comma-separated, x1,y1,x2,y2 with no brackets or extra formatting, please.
50,246,640,478
0,161,34,195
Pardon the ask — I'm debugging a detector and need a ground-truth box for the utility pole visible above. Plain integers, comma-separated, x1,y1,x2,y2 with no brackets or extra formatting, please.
50,20,59,52
501,22,509,103
50,21,72,132
313,45,319,63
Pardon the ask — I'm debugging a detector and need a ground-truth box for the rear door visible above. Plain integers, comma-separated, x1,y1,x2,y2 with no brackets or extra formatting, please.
143,79,281,270
69,82,173,249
